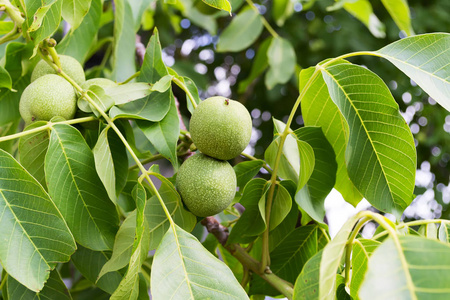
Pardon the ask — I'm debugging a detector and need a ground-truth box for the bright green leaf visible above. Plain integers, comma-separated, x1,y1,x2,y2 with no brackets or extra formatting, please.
233,159,265,190
151,75,173,92
202,0,232,14
272,0,294,26
138,27,169,84
0,65,12,91
45,124,119,251
300,66,363,206
342,0,385,38
376,33,450,112
0,149,76,292
380,0,414,36
106,83,152,105
360,236,450,299
151,224,249,299
321,63,416,217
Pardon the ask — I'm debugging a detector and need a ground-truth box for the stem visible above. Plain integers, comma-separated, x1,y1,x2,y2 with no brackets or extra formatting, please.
94,43,112,78
0,24,20,44
172,77,198,109
372,219,450,240
0,273,7,291
0,117,96,143
245,0,279,38
129,150,191,171
260,68,322,271
120,71,141,85
0,0,24,25
344,217,371,288
240,152,272,174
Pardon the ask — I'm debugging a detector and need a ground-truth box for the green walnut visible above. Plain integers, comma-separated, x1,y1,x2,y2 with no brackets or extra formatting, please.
31,55,86,85
81,78,117,90
19,74,77,123
176,153,237,217
190,96,252,160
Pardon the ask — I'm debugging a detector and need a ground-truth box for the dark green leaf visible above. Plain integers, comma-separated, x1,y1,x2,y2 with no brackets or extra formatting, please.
7,269,71,299
251,225,319,296
294,126,337,224
138,27,169,84
238,37,271,93
45,124,119,251
137,91,179,168
272,0,294,26
233,159,265,190
293,249,323,300
0,149,76,292
228,178,269,244
71,245,122,294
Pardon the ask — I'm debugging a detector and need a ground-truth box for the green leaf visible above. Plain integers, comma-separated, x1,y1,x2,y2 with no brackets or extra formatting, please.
57,0,102,63
145,172,197,250
0,65,12,91
71,245,122,294
360,235,450,299
380,0,414,36
109,89,171,122
0,149,76,292
228,178,269,244
7,269,71,299
45,124,119,251
293,213,363,300
265,37,296,89
349,241,369,299
321,63,416,217
25,0,63,47
202,0,232,13
418,223,438,239
293,249,323,300
107,83,152,105
151,75,173,92
79,85,115,116
151,224,249,299
111,183,150,300
340,0,385,38
61,0,92,30
112,0,136,81
0,21,14,34
294,126,337,224
438,222,450,243
167,69,201,113
93,127,128,203
265,119,315,188
233,159,265,190
300,66,362,206
138,27,169,84
0,120,20,154
18,121,50,188
376,33,450,112
216,8,263,52
272,0,294,26
268,183,292,231
98,211,136,279
238,37,271,93
137,91,180,168
251,225,320,296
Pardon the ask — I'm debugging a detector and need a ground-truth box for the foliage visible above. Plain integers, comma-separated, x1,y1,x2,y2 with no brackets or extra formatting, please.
0,0,449,299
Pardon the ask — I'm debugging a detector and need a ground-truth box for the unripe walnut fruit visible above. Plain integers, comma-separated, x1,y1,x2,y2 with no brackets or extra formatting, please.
31,55,86,85
19,74,77,123
190,96,252,160
176,153,237,217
